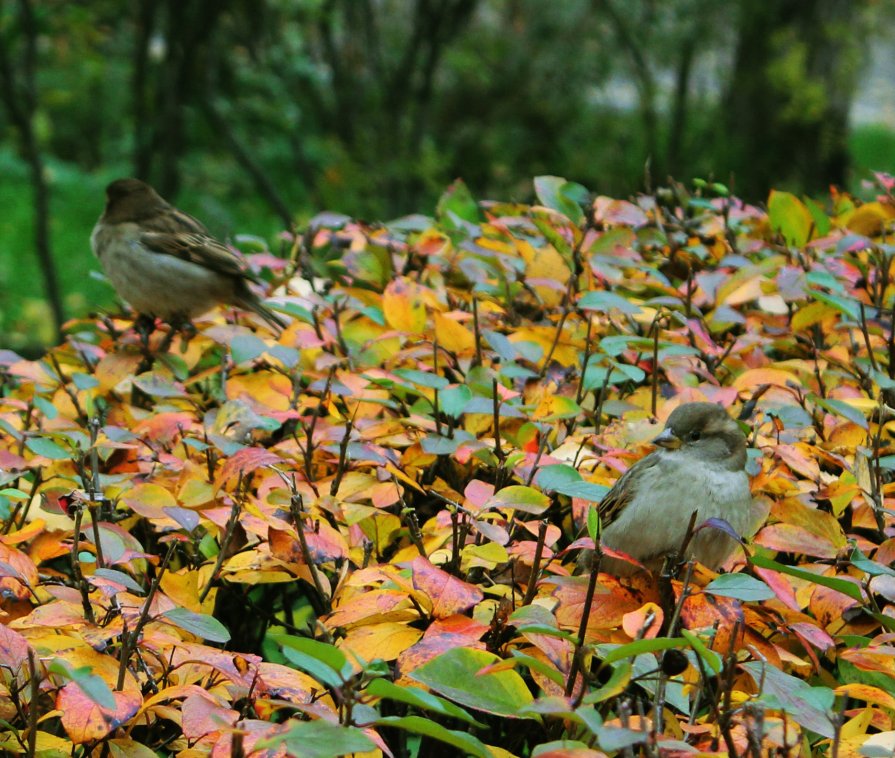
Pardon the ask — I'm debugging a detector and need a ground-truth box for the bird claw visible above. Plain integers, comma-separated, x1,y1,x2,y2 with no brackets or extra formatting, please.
133,313,156,352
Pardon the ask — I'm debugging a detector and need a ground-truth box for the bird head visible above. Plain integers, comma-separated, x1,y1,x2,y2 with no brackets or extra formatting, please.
102,178,168,222
653,402,747,470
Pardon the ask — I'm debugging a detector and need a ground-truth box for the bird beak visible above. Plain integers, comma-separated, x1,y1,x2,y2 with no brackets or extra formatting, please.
653,428,682,449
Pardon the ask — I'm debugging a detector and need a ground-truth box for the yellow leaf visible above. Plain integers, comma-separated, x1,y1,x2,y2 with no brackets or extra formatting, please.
226,371,292,411
434,312,476,353
339,622,423,662
791,301,837,331
516,238,571,308
844,201,895,237
731,367,799,391
839,706,874,741
383,277,426,334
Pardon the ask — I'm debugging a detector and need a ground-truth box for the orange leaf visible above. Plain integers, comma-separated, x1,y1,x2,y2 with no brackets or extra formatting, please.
680,589,744,653
409,557,483,618
622,602,663,640
731,367,799,391
214,446,282,490
58,684,141,744
397,614,488,675
181,690,238,741
0,542,38,600
325,589,416,629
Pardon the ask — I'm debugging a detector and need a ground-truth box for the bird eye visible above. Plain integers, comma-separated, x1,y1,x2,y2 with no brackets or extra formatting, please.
689,430,701,441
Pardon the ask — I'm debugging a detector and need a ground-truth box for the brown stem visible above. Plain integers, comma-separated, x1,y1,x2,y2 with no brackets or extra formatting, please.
26,649,38,756
198,489,242,604
117,542,176,690
289,492,331,614
521,522,548,606
565,548,601,700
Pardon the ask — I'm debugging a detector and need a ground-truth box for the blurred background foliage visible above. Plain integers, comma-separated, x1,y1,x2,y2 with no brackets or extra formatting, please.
1,0,893,352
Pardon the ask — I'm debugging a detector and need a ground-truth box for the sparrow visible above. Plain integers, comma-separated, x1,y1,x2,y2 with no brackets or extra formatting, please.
91,178,285,330
587,402,753,575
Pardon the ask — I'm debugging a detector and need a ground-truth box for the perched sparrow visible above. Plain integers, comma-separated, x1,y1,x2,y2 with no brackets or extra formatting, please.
588,402,753,575
91,178,285,330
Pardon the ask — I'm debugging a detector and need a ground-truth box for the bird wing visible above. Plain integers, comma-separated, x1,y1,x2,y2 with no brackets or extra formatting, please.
597,453,661,528
139,205,210,236
139,231,258,282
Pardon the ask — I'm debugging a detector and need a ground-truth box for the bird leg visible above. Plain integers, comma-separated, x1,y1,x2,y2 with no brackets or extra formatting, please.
154,316,195,356
133,313,156,353
133,313,158,375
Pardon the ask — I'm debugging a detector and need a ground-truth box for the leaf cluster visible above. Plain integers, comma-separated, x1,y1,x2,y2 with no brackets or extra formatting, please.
1,174,895,755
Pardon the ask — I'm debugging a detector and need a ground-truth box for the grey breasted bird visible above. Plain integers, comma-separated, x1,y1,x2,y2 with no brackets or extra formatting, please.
589,402,753,575
91,178,285,330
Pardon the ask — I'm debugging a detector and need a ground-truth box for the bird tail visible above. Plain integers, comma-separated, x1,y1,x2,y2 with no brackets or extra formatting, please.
238,294,287,332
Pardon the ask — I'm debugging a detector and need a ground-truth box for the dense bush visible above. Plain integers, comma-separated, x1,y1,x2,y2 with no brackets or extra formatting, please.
1,176,894,755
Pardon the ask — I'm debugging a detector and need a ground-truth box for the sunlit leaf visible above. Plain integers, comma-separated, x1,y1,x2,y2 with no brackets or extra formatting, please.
410,647,535,717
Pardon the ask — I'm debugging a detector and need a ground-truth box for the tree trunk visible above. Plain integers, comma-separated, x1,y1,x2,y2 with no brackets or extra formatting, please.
723,0,866,200
0,0,63,340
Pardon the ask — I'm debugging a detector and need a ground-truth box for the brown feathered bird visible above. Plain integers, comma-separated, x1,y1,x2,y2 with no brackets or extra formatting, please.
587,402,754,575
91,178,285,330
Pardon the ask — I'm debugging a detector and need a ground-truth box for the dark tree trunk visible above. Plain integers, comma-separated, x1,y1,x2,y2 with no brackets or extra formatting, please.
723,0,865,200
0,0,64,340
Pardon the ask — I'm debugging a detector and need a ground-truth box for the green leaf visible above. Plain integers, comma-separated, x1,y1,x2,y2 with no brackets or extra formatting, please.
275,635,353,688
804,196,831,237
768,190,813,247
25,436,70,460
812,396,868,429
421,433,470,455
578,290,642,315
587,507,601,541
259,719,375,758
705,573,774,602
440,385,472,417
91,568,145,595
410,647,535,717
374,716,493,758
807,289,860,321
533,175,587,225
366,679,483,727
749,554,863,601
849,548,895,578
393,369,450,390
582,661,631,704
513,624,577,643
680,630,722,675
132,372,187,398
538,465,609,503
437,179,481,227
597,726,647,752
599,638,691,664
485,485,550,514
162,608,231,643
504,651,566,687
71,372,99,391
230,334,268,365
599,335,653,357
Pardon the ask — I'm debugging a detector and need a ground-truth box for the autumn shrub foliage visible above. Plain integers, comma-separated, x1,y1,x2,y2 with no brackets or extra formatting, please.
2,174,895,757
